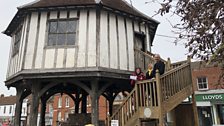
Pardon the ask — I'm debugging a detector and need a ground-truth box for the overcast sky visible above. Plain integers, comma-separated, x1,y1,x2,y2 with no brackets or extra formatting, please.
0,0,188,96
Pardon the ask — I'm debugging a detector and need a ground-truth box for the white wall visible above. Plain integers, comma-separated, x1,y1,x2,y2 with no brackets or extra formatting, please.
7,9,152,78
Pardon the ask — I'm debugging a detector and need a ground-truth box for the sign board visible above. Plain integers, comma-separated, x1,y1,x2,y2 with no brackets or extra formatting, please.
111,120,119,126
195,93,224,103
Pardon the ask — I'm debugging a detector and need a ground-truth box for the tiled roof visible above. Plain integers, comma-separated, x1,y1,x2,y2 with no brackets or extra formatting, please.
0,96,16,105
20,0,151,20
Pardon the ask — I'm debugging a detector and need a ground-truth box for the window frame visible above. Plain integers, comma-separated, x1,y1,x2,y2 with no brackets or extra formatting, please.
197,76,209,90
65,97,69,108
58,96,62,108
46,18,78,48
9,106,12,114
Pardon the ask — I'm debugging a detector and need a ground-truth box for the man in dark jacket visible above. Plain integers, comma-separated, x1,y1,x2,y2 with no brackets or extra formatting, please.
148,54,165,79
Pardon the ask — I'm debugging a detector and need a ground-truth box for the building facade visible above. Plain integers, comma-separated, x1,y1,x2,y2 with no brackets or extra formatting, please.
0,95,28,126
3,0,159,125
192,62,224,126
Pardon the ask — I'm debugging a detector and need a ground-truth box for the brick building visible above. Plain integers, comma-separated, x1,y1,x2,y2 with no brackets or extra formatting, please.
191,61,224,126
36,93,108,126
0,94,28,126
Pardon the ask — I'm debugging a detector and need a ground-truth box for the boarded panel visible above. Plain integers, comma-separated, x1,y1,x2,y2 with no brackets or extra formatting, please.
69,10,77,18
35,12,47,69
126,19,135,71
77,10,87,67
50,11,57,19
44,49,55,68
56,48,64,68
60,11,67,18
109,14,118,69
117,16,128,70
66,48,75,68
24,12,38,69
99,11,109,68
88,10,97,67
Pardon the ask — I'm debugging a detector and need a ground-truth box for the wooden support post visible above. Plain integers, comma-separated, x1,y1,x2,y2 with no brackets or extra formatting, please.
81,92,87,113
75,93,80,113
156,70,164,126
39,97,47,126
14,87,23,126
90,80,99,126
167,58,171,70
29,83,40,126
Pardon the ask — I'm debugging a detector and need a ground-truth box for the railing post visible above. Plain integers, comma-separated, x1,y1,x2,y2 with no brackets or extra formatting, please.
167,57,171,71
156,70,164,126
187,56,199,126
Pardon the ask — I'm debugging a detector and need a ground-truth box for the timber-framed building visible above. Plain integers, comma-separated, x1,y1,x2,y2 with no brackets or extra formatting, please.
4,0,159,125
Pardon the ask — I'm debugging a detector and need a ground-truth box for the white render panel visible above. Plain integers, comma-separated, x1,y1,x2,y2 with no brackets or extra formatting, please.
117,16,128,70
35,12,47,69
77,10,87,67
87,10,97,67
134,21,139,32
24,12,38,69
18,16,29,71
146,26,151,52
6,38,13,78
44,49,55,68
56,48,64,68
69,10,77,18
126,19,135,71
17,19,27,72
99,11,109,67
60,11,67,18
50,11,57,19
66,48,75,68
14,55,19,74
109,14,118,69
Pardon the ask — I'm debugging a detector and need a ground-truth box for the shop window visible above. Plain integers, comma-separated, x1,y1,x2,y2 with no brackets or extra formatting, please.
47,19,77,47
217,105,224,124
197,77,208,90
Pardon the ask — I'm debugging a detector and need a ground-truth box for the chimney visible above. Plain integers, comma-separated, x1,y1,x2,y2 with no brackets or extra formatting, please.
0,94,4,97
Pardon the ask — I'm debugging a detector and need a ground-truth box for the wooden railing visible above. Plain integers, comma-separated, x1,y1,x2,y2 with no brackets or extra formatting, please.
134,49,168,72
108,60,193,126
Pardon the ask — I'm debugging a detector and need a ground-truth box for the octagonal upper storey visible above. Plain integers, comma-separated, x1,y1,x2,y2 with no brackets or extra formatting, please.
4,0,159,80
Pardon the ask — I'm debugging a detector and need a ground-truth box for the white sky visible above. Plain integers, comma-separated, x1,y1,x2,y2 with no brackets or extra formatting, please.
0,0,188,96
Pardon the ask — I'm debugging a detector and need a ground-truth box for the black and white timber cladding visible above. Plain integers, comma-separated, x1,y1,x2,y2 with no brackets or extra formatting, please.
4,0,159,126
4,0,159,86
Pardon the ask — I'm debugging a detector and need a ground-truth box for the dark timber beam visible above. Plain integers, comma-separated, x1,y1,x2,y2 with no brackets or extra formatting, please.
14,87,23,126
29,82,41,126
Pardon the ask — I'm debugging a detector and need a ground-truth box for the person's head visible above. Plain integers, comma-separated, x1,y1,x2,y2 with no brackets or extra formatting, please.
154,54,161,62
135,68,141,74
148,64,153,70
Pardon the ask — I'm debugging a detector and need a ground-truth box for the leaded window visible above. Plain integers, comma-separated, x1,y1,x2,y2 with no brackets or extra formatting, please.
47,19,77,46
197,77,208,90
13,28,22,56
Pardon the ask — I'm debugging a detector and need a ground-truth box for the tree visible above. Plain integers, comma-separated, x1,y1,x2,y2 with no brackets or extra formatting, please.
149,0,224,87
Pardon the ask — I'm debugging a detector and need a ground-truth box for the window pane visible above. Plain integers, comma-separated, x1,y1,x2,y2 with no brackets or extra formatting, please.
67,34,76,45
57,34,66,45
198,78,202,83
49,21,57,33
58,21,67,33
48,34,57,46
199,84,203,89
67,20,76,32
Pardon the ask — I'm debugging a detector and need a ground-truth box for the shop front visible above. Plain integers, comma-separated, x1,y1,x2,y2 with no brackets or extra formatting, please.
195,92,224,126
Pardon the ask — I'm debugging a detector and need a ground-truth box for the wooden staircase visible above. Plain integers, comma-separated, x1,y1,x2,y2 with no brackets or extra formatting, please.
107,50,193,126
